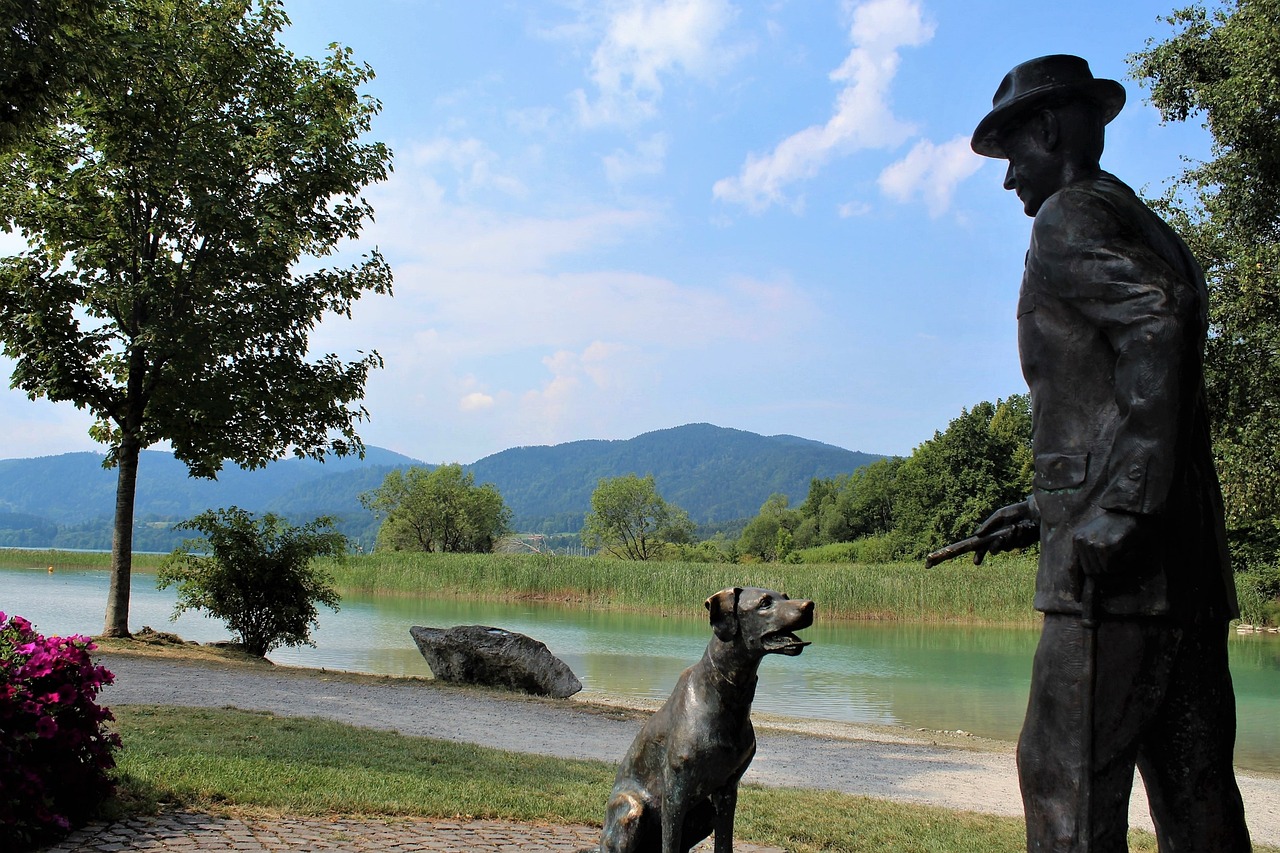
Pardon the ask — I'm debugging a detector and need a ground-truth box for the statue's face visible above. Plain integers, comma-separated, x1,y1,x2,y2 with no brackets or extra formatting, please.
998,118,1060,217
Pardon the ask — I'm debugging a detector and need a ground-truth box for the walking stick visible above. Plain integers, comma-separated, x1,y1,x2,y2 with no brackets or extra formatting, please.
1078,575,1098,853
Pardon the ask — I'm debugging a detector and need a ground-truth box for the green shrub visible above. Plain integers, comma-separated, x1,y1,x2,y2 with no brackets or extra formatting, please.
796,533,914,565
158,508,346,656
1236,566,1280,627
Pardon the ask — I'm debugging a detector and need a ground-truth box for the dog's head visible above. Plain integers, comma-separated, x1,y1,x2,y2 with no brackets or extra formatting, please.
704,587,814,657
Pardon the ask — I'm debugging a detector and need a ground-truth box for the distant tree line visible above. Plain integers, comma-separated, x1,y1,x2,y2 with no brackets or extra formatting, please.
0,510,382,554
348,398,1034,564
733,396,1033,563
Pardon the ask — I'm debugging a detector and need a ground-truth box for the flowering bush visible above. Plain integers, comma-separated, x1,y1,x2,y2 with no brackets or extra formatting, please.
0,612,121,846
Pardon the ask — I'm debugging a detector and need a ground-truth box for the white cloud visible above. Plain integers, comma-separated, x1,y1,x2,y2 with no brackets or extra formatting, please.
514,341,649,447
838,200,873,218
303,152,820,461
459,391,496,412
878,134,982,217
409,137,527,200
572,0,743,127
713,0,934,212
603,133,670,184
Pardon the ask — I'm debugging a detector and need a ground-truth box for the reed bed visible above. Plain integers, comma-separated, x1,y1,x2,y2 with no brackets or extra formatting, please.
5,546,1264,626
321,551,1043,625
0,548,167,572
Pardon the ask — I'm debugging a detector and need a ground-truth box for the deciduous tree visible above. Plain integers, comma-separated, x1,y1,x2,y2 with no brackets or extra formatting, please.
1129,1,1280,528
0,0,392,637
581,474,694,560
738,493,800,561
893,395,1033,552
361,464,512,553
0,0,107,151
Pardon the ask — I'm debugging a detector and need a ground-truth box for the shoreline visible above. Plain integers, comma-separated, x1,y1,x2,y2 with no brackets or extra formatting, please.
93,648,1280,846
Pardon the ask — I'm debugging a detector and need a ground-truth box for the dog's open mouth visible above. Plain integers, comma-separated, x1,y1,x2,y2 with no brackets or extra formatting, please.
762,630,811,656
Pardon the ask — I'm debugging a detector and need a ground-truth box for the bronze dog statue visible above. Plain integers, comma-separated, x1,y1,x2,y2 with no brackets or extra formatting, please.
598,586,814,853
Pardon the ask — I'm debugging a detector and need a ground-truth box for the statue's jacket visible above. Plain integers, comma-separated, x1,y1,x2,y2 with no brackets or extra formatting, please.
1017,171,1238,621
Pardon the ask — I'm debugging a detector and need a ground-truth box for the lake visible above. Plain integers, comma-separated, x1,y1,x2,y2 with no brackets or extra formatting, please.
3,564,1278,773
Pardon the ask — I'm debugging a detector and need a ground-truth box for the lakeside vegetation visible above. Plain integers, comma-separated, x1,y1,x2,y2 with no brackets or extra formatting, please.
322,550,1044,624
105,704,1204,853
4,547,1274,626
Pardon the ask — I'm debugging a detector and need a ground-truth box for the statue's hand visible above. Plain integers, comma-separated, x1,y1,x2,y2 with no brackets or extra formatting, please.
973,497,1040,565
1072,510,1140,576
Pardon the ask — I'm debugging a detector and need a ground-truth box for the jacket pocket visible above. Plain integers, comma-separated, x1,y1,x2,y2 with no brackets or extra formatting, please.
1034,452,1089,526
1034,452,1089,491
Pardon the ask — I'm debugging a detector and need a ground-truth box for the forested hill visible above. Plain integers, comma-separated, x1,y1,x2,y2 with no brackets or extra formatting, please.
0,424,883,549
0,447,421,551
472,423,883,532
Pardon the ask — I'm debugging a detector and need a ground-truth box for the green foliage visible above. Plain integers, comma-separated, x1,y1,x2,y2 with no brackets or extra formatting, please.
892,396,1034,552
0,0,392,634
580,474,696,560
0,0,392,476
792,458,905,549
1224,518,1280,625
738,493,801,561
740,396,1033,560
0,0,108,151
1236,568,1280,626
794,533,912,565
158,508,345,657
360,464,512,553
0,511,59,547
664,536,740,563
1129,1,1280,527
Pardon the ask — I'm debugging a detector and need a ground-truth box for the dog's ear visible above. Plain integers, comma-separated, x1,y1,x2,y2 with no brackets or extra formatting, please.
705,587,741,641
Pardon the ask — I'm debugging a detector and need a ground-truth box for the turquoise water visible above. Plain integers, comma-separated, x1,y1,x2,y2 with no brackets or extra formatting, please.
3,565,1277,773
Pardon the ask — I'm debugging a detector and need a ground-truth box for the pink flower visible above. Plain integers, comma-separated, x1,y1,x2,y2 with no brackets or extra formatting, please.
35,714,58,738
0,613,120,835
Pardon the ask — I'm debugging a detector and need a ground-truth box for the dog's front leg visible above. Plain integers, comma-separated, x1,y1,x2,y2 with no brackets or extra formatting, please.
710,783,738,853
659,768,689,853
659,797,687,853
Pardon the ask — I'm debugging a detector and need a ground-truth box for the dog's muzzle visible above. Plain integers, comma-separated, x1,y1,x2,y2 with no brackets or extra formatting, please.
762,630,811,655
763,602,814,656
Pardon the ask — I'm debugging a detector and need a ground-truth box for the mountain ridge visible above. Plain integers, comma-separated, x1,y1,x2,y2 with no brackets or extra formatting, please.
0,424,885,551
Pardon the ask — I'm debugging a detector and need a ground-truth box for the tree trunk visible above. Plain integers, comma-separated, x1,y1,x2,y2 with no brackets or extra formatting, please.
102,433,141,638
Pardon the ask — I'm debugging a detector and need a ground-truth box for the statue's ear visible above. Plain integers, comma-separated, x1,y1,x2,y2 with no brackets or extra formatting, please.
705,588,741,642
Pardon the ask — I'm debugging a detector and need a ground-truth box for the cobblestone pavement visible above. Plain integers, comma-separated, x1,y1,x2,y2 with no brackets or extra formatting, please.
41,810,786,852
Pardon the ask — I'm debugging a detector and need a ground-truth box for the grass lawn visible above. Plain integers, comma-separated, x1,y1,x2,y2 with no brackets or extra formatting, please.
102,704,1204,853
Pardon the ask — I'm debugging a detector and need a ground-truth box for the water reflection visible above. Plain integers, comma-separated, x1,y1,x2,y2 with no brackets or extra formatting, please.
2,565,1276,773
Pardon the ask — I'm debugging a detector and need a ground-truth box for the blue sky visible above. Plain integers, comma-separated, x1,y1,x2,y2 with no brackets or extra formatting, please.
0,0,1217,465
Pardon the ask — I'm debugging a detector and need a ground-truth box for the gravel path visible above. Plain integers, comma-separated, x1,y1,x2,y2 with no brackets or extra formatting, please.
97,654,1280,847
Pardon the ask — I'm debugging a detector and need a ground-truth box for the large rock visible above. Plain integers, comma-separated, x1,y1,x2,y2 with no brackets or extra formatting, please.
409,625,582,698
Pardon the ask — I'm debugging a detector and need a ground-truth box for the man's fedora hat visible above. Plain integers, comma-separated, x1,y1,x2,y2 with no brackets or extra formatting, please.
971,54,1125,158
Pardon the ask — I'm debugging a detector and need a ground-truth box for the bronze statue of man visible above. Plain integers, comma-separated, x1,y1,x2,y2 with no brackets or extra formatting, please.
968,55,1251,852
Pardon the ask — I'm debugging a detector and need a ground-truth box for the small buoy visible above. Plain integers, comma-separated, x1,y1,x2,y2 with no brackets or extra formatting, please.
47,566,54,573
